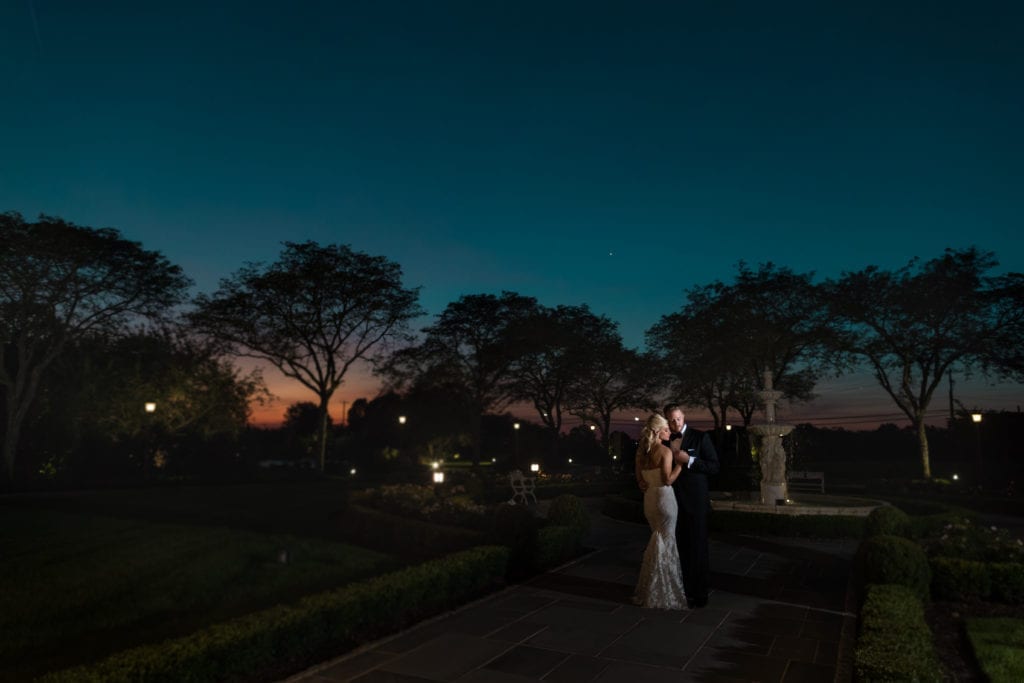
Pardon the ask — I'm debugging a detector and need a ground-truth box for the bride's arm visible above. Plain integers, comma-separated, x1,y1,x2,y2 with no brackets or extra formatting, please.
661,446,682,485
635,449,646,489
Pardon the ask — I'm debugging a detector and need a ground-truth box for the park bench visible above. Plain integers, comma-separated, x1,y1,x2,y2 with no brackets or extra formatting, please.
787,470,825,494
509,469,537,505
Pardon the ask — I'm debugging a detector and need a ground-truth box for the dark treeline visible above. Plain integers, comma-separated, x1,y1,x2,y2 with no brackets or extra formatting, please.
3,211,1023,489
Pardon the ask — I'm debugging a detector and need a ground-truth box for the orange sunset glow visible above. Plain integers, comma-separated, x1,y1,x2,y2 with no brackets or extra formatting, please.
246,362,382,428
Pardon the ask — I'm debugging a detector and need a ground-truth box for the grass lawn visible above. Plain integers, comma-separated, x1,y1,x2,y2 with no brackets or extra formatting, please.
1,487,393,680
966,617,1024,683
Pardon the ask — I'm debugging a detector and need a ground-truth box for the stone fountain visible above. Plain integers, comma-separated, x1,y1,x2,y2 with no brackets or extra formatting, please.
748,370,794,505
711,369,884,516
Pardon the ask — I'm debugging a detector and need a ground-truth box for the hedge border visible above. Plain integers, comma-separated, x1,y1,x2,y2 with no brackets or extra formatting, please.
42,545,510,683
854,583,942,682
931,557,1024,604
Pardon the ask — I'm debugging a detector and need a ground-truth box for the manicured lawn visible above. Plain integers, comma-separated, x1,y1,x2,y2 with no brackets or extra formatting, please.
9,478,361,538
966,617,1024,683
1,495,392,680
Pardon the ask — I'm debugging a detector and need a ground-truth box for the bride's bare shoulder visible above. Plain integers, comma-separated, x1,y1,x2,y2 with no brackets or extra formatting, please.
642,444,671,470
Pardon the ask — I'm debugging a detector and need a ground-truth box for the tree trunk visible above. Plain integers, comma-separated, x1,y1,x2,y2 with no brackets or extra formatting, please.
915,417,932,479
318,396,330,472
471,414,482,466
2,413,19,485
3,368,45,485
601,415,611,456
548,426,559,468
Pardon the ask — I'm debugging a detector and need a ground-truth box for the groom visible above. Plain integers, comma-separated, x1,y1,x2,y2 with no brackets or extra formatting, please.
664,404,719,608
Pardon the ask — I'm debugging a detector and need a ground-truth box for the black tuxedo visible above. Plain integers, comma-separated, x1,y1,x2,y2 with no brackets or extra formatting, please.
667,426,719,605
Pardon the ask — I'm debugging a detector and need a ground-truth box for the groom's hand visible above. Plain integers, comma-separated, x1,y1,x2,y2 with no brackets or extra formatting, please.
672,446,690,465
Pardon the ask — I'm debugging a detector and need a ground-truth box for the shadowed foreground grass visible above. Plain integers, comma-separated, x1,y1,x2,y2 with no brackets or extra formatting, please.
0,505,391,680
967,617,1024,682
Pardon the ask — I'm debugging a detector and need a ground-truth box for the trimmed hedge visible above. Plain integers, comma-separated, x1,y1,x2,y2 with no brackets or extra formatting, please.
854,583,942,682
856,535,932,601
909,511,968,540
339,503,485,559
930,557,993,601
547,494,591,538
535,525,583,570
991,562,1024,604
880,496,973,539
930,557,1024,604
864,505,910,538
490,503,541,580
42,545,510,683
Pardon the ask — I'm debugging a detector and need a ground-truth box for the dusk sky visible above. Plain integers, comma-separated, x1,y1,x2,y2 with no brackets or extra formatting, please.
2,1,1022,430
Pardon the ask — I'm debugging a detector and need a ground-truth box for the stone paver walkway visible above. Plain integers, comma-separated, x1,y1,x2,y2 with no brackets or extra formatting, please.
286,501,858,682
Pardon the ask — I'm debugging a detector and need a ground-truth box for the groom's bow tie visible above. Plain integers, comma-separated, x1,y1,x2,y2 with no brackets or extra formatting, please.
669,431,683,440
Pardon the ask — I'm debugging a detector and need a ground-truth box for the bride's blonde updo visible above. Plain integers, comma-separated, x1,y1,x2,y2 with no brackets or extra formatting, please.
639,414,668,461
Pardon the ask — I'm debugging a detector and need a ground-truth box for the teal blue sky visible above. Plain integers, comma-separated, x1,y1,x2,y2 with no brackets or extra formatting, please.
2,1,1021,427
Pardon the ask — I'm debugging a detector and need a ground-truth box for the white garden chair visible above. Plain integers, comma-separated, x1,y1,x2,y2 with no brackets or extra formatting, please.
509,469,537,505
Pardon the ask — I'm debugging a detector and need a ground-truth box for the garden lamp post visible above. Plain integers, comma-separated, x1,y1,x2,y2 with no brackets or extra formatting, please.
972,412,983,484
513,422,520,469
143,402,157,477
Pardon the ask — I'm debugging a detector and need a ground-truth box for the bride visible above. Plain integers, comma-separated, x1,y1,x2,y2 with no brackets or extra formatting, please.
633,413,688,609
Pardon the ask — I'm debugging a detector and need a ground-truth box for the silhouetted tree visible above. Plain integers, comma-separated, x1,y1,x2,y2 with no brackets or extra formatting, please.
283,402,327,435
382,291,539,465
282,401,330,459
824,247,1024,479
24,328,264,480
566,331,657,455
508,304,612,459
189,241,421,471
0,212,190,483
649,263,828,438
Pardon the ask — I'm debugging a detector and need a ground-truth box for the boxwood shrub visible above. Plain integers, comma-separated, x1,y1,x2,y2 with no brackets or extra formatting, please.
990,562,1024,604
929,557,1024,604
490,503,540,580
856,535,931,600
854,583,942,682
547,494,591,538
864,505,910,538
930,557,992,601
535,525,583,570
909,511,969,540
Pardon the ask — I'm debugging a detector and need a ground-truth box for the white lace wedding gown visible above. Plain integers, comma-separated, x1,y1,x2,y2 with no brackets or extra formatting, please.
633,467,688,609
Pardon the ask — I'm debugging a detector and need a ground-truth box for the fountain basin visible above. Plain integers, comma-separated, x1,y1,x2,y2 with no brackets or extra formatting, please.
711,490,886,516
748,423,795,437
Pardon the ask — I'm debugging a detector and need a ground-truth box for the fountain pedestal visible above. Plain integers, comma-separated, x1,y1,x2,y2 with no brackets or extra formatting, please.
749,372,794,505
749,422,794,504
